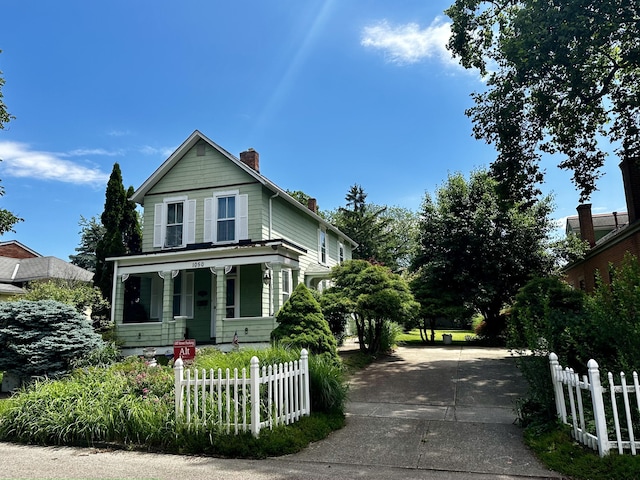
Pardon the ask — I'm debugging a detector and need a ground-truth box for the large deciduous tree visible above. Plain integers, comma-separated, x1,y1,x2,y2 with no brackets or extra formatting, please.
327,259,419,354
446,0,640,202
411,170,554,337
0,51,22,235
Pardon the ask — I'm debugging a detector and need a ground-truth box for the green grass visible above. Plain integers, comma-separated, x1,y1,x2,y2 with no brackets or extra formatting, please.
525,422,640,480
396,328,475,346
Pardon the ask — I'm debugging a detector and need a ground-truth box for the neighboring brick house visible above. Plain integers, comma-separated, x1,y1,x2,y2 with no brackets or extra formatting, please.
564,158,640,291
108,130,356,351
0,240,94,299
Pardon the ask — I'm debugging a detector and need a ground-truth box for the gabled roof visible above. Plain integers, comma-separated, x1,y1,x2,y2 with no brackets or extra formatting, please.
0,240,41,258
0,256,94,283
131,130,357,247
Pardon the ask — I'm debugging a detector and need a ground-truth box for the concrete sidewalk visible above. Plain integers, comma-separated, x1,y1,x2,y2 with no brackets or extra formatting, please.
278,345,564,479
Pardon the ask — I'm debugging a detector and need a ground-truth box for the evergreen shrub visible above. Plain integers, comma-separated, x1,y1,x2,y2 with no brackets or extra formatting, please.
0,300,104,381
271,283,338,360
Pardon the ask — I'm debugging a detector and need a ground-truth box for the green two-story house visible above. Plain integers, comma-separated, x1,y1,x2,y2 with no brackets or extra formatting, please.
109,130,355,352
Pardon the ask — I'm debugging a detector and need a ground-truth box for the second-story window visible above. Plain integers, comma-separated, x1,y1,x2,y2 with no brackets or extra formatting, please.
338,241,345,264
204,191,249,244
166,202,184,248
318,228,327,264
217,195,236,242
153,196,195,249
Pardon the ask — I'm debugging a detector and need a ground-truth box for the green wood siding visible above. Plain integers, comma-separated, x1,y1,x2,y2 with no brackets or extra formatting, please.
141,142,264,252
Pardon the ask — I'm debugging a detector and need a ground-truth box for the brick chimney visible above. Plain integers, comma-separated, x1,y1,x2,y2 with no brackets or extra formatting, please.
307,198,318,213
240,148,259,172
577,203,596,248
620,158,640,223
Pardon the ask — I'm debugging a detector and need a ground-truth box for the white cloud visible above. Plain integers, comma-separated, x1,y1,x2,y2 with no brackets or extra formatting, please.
107,129,132,137
66,148,124,157
139,145,176,157
361,17,460,67
0,141,110,185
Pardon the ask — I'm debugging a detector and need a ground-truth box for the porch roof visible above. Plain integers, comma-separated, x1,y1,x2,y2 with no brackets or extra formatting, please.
108,239,306,275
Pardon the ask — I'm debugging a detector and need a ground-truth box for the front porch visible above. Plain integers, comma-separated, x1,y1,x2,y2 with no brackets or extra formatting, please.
109,240,308,349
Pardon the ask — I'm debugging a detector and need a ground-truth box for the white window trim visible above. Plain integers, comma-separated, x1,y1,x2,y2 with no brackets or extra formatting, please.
318,228,327,265
225,269,240,318
204,190,249,244
282,268,291,305
153,196,196,249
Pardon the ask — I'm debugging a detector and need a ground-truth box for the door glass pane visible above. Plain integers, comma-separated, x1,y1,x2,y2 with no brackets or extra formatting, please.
226,278,236,318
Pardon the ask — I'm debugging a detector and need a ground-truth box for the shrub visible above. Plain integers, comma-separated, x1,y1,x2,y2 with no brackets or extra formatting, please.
271,283,338,359
0,300,105,382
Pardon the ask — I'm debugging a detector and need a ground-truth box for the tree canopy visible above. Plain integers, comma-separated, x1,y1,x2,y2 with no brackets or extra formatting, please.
0,52,22,235
411,170,554,336
69,215,106,272
446,0,640,202
327,259,419,354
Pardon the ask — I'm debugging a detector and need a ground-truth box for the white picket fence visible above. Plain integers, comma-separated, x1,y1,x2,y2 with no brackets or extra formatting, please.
549,352,640,456
174,349,310,437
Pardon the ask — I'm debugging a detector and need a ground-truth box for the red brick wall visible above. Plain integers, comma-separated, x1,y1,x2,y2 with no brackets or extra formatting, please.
0,243,38,259
564,231,640,291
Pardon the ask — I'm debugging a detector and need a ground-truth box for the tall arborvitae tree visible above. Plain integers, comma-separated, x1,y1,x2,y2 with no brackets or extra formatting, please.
95,163,140,303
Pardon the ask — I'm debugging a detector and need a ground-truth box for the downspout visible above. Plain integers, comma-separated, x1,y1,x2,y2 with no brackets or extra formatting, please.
269,192,279,240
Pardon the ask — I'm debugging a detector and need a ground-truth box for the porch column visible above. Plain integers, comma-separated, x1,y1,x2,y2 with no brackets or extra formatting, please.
113,274,126,325
292,268,300,288
214,267,226,342
161,271,174,323
272,264,282,314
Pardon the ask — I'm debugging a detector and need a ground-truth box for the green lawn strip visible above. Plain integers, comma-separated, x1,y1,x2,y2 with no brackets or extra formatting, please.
396,329,475,346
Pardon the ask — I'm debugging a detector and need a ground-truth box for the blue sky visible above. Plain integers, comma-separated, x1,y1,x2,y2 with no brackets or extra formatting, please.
0,0,628,261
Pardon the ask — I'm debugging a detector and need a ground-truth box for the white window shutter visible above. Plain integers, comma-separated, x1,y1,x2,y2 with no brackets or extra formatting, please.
238,194,249,240
204,197,213,243
184,272,194,318
186,199,196,244
153,203,164,248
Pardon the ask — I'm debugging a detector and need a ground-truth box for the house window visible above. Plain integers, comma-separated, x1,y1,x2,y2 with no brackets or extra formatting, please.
318,228,327,265
153,197,195,249
338,241,345,264
282,269,291,304
166,202,184,248
226,278,236,318
217,195,236,242
149,271,193,320
204,191,248,244
173,272,194,318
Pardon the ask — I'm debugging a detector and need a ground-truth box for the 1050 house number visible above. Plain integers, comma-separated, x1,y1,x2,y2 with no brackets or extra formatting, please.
192,261,205,268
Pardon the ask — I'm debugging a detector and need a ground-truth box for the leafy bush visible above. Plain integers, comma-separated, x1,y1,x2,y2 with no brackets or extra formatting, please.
0,300,105,381
371,321,402,354
308,354,348,413
271,283,338,359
